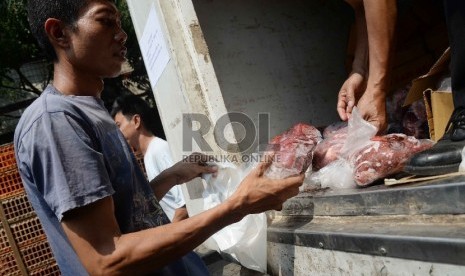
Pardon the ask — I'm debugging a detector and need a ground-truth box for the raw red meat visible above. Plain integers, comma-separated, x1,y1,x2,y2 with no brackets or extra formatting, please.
266,123,322,179
313,126,347,170
322,121,348,138
350,134,434,186
402,100,429,138
386,84,429,139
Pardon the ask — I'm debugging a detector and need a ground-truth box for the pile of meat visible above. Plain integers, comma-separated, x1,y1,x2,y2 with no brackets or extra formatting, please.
265,123,322,179
312,124,434,186
351,134,434,186
313,123,348,171
386,84,429,139
267,121,434,187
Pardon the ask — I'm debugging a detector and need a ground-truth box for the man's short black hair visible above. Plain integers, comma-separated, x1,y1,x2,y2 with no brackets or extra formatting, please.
27,0,115,61
111,94,166,139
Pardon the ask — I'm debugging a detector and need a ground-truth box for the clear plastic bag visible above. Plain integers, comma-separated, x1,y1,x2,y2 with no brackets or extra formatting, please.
265,123,322,179
201,158,267,273
310,108,377,189
308,158,355,189
340,108,378,157
310,108,434,188
438,75,452,92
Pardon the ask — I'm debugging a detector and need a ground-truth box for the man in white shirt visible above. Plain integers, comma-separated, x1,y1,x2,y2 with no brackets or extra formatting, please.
112,94,188,222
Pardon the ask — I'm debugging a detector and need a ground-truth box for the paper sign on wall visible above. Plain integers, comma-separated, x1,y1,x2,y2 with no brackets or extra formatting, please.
139,4,171,86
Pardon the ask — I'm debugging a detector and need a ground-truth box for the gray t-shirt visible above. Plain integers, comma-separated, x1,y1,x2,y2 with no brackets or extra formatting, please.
14,85,208,275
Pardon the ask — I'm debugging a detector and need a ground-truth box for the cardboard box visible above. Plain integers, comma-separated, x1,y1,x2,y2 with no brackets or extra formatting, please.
389,53,436,92
423,89,453,141
404,48,453,141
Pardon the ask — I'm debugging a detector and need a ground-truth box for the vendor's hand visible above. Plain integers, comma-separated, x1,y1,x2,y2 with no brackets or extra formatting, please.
170,152,218,184
356,89,387,134
228,155,304,216
337,72,366,121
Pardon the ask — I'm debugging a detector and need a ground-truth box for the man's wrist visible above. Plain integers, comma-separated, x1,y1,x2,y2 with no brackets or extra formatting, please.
223,196,247,224
150,168,179,200
163,166,181,186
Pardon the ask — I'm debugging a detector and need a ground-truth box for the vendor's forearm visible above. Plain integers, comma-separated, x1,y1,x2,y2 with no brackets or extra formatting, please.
347,0,368,77
363,0,397,91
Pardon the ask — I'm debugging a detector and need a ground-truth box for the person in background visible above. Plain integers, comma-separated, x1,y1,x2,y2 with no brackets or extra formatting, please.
14,0,304,274
111,94,188,222
405,0,465,175
337,0,397,134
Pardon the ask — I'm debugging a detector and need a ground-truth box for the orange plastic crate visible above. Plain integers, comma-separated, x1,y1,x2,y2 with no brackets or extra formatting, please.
19,237,55,272
0,251,20,276
0,169,24,199
0,143,16,173
134,150,148,178
9,217,46,248
1,249,59,276
1,222,58,275
29,263,61,276
0,224,11,254
1,192,35,223
0,143,14,153
0,143,59,275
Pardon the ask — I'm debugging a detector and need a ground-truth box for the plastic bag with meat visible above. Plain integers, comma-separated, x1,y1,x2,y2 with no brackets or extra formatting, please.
313,127,347,170
349,134,434,186
265,123,322,179
322,121,347,139
310,108,435,188
313,109,377,172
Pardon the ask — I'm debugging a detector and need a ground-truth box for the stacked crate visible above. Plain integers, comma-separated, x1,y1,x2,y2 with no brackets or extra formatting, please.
134,150,148,179
0,143,149,275
0,143,61,275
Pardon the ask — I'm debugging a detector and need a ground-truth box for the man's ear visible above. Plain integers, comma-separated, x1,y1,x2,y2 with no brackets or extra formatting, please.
44,18,70,48
133,114,142,130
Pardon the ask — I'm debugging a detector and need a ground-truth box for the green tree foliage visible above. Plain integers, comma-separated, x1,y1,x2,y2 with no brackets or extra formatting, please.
0,0,153,105
0,0,157,143
0,0,44,98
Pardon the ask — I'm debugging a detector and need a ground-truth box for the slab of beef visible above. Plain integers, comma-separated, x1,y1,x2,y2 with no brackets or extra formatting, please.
386,84,429,139
350,133,435,186
313,127,347,170
402,100,429,138
322,121,348,139
266,123,322,179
